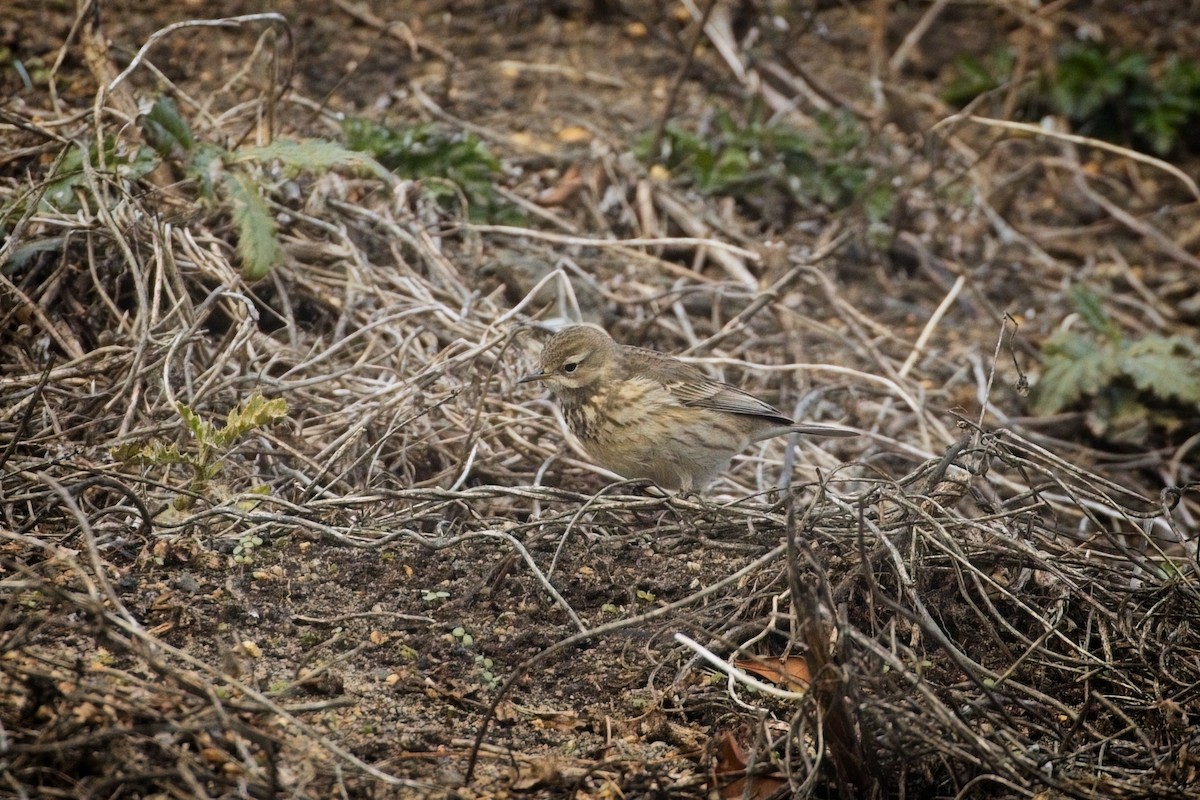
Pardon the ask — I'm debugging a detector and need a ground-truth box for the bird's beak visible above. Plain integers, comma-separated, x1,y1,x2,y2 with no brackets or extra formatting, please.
519,370,548,384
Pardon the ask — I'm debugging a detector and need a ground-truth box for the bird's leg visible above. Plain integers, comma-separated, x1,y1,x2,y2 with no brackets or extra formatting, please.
618,478,668,497
674,475,699,501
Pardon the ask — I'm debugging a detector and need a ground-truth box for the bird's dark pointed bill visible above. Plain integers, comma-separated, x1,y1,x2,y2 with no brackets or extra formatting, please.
519,371,548,384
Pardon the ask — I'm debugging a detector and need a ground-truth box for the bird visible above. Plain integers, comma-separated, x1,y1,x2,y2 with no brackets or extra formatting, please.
520,325,856,492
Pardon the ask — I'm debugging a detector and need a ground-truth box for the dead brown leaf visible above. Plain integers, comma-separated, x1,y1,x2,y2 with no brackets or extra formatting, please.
732,656,811,691
712,730,787,800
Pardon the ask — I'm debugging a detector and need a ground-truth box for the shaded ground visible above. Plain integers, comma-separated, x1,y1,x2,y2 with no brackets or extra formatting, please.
2,2,1199,799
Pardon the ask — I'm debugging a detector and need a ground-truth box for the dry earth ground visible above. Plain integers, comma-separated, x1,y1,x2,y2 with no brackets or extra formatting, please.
2,2,1200,799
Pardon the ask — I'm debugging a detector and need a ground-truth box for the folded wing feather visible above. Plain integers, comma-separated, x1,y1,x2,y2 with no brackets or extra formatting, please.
623,346,794,425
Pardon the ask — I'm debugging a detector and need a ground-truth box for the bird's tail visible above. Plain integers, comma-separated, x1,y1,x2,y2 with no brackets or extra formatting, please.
789,424,859,437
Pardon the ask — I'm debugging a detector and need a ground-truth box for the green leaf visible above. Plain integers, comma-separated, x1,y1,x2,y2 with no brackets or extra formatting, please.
112,440,186,465
1045,44,1200,155
1118,336,1200,405
864,183,896,224
183,143,226,200
4,237,67,271
636,110,878,222
944,51,1013,106
39,144,87,212
177,402,213,443
1069,285,1115,337
39,139,159,213
224,171,283,280
1052,46,1142,120
343,118,515,222
214,391,289,446
140,95,196,156
1032,330,1120,415
703,148,751,193
1132,101,1189,156
343,118,498,178
236,139,393,181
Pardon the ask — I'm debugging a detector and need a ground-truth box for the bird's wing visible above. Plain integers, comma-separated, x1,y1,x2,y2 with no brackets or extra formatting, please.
671,378,794,423
623,347,794,424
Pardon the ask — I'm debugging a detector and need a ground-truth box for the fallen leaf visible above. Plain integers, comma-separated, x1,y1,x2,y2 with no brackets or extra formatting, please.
557,125,590,143
712,730,787,800
511,756,561,790
535,163,585,206
733,655,811,691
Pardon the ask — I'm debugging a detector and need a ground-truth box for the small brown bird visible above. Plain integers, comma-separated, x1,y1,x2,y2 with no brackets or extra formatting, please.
520,325,856,492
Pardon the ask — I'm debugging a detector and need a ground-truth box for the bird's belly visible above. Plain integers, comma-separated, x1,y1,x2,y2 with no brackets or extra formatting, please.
584,435,687,487
570,401,749,490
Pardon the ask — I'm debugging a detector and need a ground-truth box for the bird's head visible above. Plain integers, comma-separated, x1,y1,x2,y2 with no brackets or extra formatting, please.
520,325,617,394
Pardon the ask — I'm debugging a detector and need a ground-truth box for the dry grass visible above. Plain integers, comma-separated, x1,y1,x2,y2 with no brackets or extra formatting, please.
2,4,1198,799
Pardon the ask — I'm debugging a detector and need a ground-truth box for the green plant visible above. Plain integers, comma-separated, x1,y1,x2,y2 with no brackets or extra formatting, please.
140,96,393,278
451,626,474,647
1049,46,1150,126
1048,45,1200,154
39,138,159,214
0,137,158,247
342,118,520,224
1152,57,1200,152
637,108,890,225
1032,287,1200,442
447,626,499,689
946,43,1200,155
114,390,289,508
943,48,1015,107
233,534,265,564
475,654,499,690
5,54,49,93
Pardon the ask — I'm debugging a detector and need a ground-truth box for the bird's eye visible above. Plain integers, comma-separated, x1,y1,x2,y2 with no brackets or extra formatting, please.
563,362,579,373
